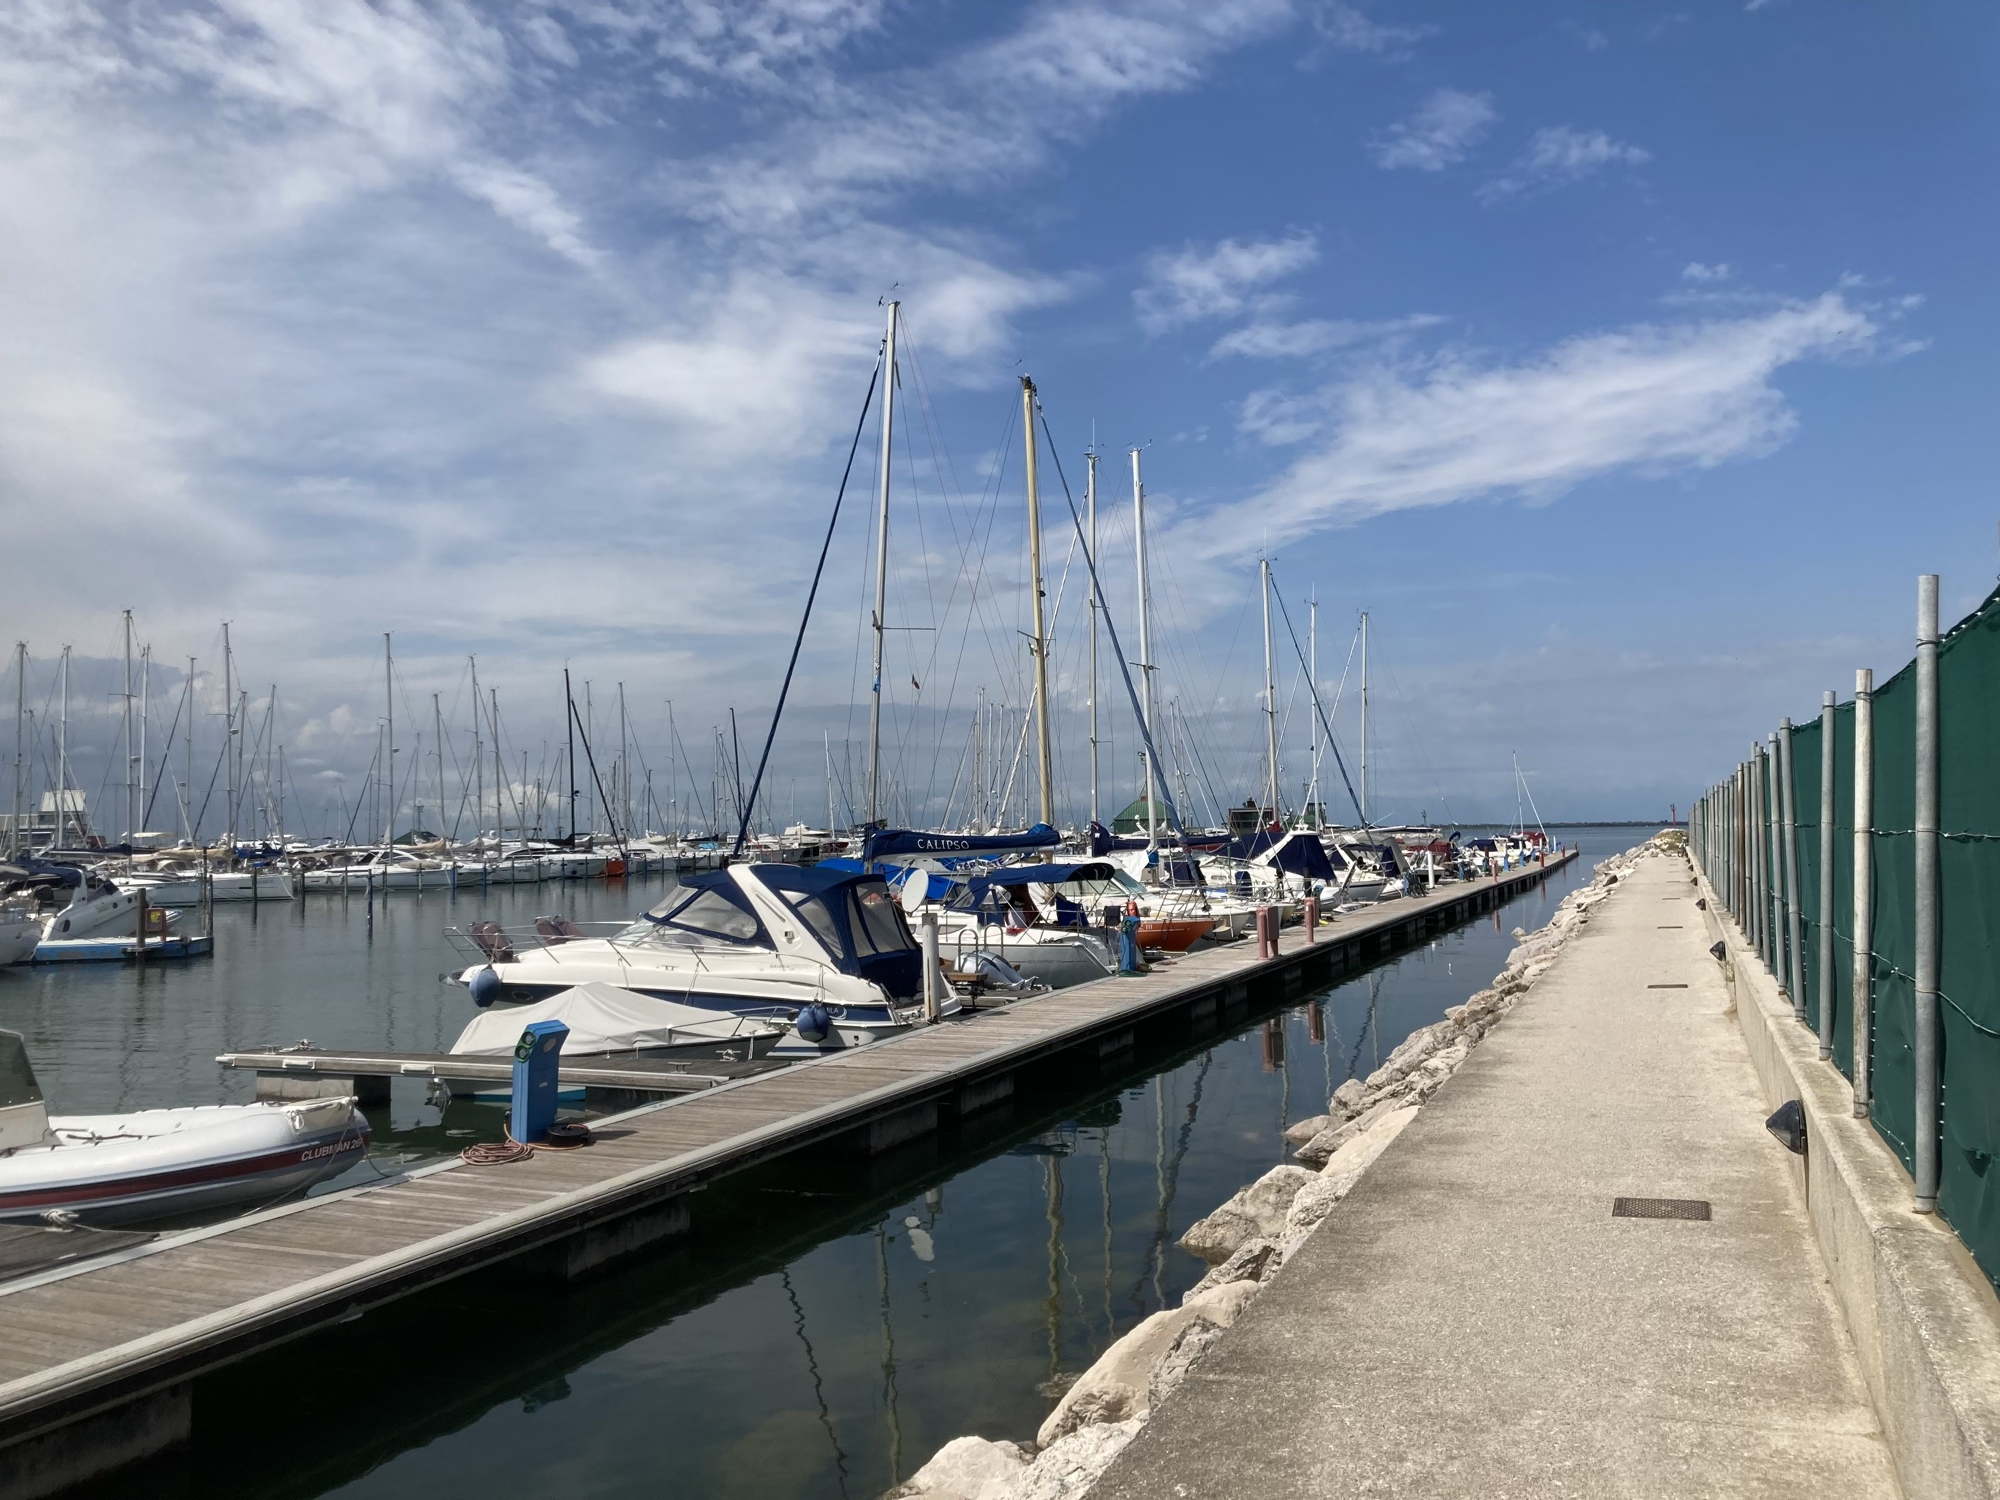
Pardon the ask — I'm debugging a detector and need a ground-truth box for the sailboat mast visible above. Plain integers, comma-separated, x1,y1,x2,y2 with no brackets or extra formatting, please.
433,692,445,838
140,645,150,838
1261,559,1279,827
866,299,899,830
1133,448,1156,848
1308,596,1319,829
58,644,71,844
381,632,393,847
1359,610,1370,824
1086,448,1100,828
10,643,23,857
564,669,578,843
1021,376,1055,829
618,683,630,840
491,688,503,837
185,657,196,843
469,656,482,839
122,609,135,846
223,623,237,845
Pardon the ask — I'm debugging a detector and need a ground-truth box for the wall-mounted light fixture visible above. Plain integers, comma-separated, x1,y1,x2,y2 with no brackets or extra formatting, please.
1766,1100,1806,1155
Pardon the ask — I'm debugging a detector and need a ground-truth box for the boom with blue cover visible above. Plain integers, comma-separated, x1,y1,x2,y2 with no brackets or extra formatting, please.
863,822,1060,863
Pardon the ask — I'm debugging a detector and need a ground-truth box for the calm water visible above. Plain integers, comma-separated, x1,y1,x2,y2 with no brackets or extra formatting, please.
13,827,1644,1500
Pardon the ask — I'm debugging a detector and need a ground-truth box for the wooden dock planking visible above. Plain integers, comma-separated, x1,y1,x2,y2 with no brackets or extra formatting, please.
0,853,1575,1482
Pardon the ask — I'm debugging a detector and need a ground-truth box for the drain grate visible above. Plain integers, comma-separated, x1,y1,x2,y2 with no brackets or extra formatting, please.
1613,1197,1711,1221
1646,983,1688,989
1657,925,1684,929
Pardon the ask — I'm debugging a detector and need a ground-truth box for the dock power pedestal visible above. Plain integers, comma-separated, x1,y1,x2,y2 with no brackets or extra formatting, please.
510,1019,569,1144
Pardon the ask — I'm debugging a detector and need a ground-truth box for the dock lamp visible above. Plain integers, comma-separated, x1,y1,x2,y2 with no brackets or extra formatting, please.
510,1019,569,1145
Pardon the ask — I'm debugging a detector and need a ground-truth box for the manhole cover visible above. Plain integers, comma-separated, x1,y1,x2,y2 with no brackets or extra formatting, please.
1613,1197,1711,1221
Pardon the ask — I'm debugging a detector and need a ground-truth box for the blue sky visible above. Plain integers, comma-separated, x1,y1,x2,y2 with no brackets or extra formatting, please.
2,1,1994,836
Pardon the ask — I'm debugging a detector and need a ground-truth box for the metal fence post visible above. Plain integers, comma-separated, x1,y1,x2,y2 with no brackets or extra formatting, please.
1776,736,1792,980
1818,690,1837,1060
1914,575,1940,1214
1783,718,1807,1015
1853,667,1874,1117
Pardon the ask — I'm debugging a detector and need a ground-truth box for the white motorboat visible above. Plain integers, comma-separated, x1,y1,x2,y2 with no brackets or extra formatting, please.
443,981,784,1098
0,910,38,968
129,861,296,905
0,1030,369,1226
451,862,953,1057
39,872,179,942
301,849,462,892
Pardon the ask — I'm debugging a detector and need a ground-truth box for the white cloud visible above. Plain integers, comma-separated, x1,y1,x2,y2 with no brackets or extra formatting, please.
1211,313,1445,358
1310,2,1436,56
1682,261,1733,282
1135,233,1320,333
1480,124,1650,201
1370,88,1497,172
1186,291,1882,556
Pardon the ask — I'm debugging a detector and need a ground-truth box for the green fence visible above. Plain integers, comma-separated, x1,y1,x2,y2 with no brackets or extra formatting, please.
1690,580,2000,1293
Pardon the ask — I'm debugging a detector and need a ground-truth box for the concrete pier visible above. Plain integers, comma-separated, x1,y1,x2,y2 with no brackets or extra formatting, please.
1094,851,1907,1498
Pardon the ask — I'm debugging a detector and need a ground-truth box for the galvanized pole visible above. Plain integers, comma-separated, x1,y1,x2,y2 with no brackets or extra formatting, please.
866,300,899,831
1818,690,1837,1059
1913,574,1940,1214
1780,718,1805,1020
1852,667,1875,1117
1767,736,1784,979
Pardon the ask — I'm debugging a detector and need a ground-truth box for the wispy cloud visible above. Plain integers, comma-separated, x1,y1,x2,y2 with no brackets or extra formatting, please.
1187,291,1886,556
1211,313,1445,358
1370,88,1497,171
1682,261,1732,282
1309,2,1436,57
1135,232,1319,333
1479,124,1650,201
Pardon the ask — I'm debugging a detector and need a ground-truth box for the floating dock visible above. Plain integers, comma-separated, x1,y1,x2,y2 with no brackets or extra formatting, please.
30,933,213,964
0,852,1574,1499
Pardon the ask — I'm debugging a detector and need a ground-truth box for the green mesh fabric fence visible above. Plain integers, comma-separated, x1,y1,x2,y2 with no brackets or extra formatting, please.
1936,595,2000,1277
1694,584,2000,1292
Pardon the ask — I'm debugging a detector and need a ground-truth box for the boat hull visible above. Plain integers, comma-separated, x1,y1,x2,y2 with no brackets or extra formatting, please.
0,1100,370,1226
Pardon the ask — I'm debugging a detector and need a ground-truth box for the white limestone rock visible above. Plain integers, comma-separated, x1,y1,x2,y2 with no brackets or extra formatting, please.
1186,1237,1278,1297
1147,1315,1224,1412
887,1436,1033,1500
1007,1420,1145,1500
1036,1282,1258,1446
1328,1077,1366,1118
1177,1165,1316,1262
1284,1106,1423,1241
1282,1113,1331,1145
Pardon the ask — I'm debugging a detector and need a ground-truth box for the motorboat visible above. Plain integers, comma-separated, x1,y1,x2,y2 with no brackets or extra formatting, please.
300,848,461,892
39,869,179,942
443,981,785,1097
0,1029,369,1226
450,862,954,1056
128,859,296,905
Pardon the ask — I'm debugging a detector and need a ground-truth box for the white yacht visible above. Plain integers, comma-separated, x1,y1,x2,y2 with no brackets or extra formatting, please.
450,863,952,1056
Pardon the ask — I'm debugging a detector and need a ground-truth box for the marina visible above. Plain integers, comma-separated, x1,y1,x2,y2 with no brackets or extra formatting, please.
0,850,1574,1495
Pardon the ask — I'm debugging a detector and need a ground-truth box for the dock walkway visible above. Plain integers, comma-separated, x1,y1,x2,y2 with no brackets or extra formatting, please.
0,854,1573,1498
1092,850,1900,1498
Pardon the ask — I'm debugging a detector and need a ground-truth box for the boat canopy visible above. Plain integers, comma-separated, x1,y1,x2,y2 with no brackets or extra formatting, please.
815,857,956,903
5,860,83,889
862,822,1060,863
1222,829,1338,882
450,982,761,1057
955,860,1119,910
658,863,924,999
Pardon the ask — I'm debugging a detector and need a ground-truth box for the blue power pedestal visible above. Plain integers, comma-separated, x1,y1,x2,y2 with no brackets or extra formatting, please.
510,1019,569,1144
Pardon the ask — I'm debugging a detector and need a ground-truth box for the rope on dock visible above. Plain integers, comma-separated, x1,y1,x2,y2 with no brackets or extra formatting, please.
458,1121,593,1165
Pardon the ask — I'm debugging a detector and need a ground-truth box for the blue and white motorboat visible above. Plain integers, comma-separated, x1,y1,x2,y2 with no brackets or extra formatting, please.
450,862,956,1056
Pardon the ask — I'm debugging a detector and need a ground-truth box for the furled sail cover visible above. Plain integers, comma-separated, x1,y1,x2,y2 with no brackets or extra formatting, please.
862,822,1060,863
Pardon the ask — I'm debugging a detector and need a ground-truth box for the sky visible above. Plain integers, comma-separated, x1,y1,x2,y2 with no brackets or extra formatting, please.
2,1,1996,839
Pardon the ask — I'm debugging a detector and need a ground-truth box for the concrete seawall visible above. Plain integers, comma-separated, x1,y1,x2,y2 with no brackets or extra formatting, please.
1074,842,1922,1497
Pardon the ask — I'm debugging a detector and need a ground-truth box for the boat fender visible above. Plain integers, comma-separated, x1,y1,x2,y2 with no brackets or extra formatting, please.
795,1003,832,1043
469,966,503,1008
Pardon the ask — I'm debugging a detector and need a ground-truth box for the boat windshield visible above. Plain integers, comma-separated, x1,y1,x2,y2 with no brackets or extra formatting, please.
641,882,769,947
848,884,917,954
0,1030,43,1109
786,893,848,957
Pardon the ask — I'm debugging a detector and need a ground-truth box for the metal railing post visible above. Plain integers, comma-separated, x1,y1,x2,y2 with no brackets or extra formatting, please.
1914,575,1940,1214
1853,667,1874,1117
1818,690,1837,1059
1783,720,1806,1017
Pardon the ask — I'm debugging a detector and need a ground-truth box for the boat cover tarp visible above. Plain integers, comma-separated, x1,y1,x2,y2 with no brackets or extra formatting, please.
451,982,759,1057
862,823,1059,863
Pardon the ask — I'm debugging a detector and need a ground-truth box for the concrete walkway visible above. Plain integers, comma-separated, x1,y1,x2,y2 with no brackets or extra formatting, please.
1093,851,1901,1499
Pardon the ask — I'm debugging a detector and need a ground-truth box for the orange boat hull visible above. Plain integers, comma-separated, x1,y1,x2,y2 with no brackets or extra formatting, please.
1136,917,1213,952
